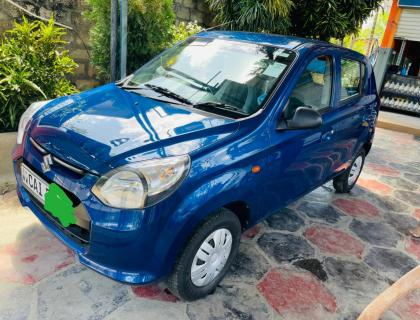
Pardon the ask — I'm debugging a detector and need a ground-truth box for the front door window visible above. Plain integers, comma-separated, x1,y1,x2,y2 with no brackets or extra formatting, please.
284,55,333,119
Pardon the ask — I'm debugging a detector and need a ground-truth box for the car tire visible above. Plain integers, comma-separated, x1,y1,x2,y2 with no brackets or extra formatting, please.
333,149,366,193
166,208,241,301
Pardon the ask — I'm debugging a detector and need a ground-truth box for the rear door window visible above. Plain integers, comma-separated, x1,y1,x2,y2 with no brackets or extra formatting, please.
340,58,362,100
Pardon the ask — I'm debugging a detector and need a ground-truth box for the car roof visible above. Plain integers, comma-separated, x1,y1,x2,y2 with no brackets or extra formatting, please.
196,31,365,59
197,31,324,49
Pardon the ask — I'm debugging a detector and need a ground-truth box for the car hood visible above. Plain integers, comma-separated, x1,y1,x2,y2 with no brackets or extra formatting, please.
29,84,239,174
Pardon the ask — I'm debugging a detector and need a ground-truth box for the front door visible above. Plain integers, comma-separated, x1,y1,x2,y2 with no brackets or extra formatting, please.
261,50,340,214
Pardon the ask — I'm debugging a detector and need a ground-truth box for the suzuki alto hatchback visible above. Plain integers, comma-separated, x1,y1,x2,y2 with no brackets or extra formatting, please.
13,31,379,300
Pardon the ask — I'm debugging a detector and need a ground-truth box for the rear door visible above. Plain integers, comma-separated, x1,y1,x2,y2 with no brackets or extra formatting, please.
323,53,370,179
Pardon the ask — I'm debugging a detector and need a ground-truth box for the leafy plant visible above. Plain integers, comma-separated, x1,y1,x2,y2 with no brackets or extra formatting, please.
207,0,292,34
289,0,382,41
206,0,381,41
0,17,78,132
169,21,203,46
86,0,175,81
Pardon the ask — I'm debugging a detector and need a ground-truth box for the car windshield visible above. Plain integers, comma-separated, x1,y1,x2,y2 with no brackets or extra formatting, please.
126,37,296,118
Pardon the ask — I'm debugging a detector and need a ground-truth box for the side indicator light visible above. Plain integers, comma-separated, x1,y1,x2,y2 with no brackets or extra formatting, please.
252,165,261,174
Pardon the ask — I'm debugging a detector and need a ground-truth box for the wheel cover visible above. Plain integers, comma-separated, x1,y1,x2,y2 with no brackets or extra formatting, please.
190,228,233,287
348,155,363,186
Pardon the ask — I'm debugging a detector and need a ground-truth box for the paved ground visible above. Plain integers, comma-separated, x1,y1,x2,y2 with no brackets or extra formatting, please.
1,127,420,320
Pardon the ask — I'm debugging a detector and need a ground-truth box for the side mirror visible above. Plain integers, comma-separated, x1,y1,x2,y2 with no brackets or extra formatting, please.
277,107,323,130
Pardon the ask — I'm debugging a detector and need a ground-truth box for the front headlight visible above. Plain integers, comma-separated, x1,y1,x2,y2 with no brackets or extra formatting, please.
17,101,51,144
92,155,191,209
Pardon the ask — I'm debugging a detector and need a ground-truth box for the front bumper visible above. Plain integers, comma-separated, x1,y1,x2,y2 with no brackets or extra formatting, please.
13,142,172,285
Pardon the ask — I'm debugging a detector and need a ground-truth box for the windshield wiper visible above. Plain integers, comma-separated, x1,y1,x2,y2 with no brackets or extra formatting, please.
193,102,248,115
144,84,192,105
120,84,145,90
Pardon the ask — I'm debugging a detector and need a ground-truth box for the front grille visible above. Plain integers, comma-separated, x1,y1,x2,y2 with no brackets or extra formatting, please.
32,197,91,246
18,158,91,246
30,137,85,175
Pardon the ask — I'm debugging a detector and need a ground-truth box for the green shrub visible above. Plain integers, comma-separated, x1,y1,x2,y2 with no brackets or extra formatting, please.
0,17,78,133
206,0,292,34
86,0,175,81
168,21,203,45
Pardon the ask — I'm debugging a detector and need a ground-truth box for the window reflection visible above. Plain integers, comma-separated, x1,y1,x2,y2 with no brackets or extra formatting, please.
129,38,296,116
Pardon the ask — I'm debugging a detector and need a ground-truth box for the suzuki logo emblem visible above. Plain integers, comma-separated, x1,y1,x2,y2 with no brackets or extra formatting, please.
41,154,53,173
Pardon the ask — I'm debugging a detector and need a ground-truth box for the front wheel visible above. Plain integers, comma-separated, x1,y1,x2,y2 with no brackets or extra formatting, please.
166,208,241,301
333,150,365,193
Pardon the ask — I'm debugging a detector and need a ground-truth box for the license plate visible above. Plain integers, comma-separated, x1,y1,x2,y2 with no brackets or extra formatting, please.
21,164,49,204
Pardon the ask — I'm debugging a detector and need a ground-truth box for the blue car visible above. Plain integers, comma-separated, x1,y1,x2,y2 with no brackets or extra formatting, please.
13,31,379,300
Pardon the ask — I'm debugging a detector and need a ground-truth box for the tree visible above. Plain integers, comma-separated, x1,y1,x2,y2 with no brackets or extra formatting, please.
341,8,389,55
290,0,382,41
207,0,292,34
207,0,382,41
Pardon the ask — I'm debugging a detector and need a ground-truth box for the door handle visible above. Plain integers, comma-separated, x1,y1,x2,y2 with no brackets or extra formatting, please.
321,130,335,142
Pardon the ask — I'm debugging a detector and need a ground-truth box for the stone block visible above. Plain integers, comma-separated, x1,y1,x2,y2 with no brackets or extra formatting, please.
70,48,89,60
225,244,270,283
364,247,417,282
87,64,96,79
39,7,54,20
183,0,196,9
187,284,271,320
298,201,344,224
75,79,100,90
74,62,87,78
197,0,209,13
350,219,402,248
176,7,190,20
266,207,305,232
305,225,365,258
258,268,337,319
258,233,314,263
333,198,381,219
0,9,10,20
190,10,204,23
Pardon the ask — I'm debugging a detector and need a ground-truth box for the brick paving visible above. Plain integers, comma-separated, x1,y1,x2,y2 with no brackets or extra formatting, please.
1,127,420,319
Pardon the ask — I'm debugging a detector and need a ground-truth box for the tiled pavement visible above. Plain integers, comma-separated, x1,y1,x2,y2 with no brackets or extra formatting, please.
1,127,420,320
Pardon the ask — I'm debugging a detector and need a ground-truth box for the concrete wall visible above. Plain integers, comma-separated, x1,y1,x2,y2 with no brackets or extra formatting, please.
174,0,213,26
0,0,213,90
0,132,17,191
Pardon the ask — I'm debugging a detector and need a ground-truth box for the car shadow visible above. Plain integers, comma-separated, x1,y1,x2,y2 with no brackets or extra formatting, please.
1,222,74,285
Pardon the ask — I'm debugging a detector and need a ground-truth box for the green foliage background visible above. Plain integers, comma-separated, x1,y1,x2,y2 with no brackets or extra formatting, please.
86,0,176,81
341,9,389,55
207,0,382,41
170,21,203,45
0,17,78,132
207,0,292,34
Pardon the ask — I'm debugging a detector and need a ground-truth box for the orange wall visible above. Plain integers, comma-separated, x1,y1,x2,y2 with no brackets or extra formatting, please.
381,0,402,48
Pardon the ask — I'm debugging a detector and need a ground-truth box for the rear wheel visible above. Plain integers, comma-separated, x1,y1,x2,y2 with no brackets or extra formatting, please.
333,150,365,193
166,208,241,301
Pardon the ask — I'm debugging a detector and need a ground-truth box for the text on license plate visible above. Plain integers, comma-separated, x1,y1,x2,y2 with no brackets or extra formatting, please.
21,164,49,204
